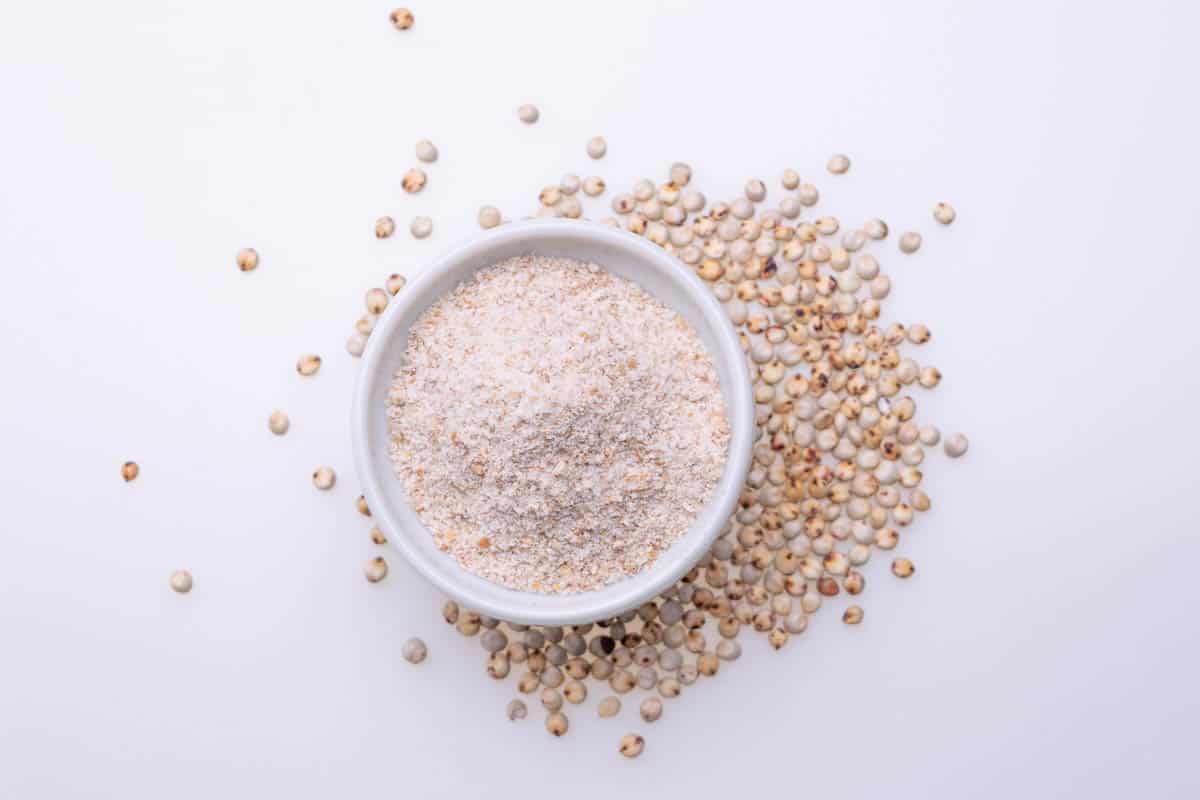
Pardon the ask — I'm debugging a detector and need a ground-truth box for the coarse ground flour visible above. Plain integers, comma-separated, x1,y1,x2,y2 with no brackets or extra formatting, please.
387,254,730,593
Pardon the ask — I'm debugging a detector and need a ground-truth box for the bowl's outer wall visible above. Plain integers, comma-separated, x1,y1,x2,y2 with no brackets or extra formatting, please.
351,220,754,625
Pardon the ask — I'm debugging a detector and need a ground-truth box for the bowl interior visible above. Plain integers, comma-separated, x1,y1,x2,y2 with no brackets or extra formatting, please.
352,220,753,625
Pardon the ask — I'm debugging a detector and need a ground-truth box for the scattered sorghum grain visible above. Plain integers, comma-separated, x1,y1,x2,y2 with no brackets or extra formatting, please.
944,432,969,458
169,570,192,594
563,680,587,704
827,154,851,174
640,697,663,722
364,556,388,583
478,206,501,229
559,173,581,195
312,467,336,490
545,712,569,737
583,176,606,196
586,136,607,159
541,688,563,712
296,354,321,376
389,8,413,29
386,273,407,294
619,733,645,758
375,216,395,238
402,169,427,194
267,410,289,435
409,216,433,238
236,248,259,272
401,637,428,663
415,139,438,163
365,287,388,314
598,696,621,718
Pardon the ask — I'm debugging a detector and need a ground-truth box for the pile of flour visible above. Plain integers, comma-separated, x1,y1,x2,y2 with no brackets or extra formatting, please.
386,254,729,593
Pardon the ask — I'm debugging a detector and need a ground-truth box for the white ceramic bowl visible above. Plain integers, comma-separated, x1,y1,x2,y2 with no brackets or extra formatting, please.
351,219,753,625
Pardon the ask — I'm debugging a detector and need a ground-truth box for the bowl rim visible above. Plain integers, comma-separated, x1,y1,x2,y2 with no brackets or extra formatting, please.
350,219,753,625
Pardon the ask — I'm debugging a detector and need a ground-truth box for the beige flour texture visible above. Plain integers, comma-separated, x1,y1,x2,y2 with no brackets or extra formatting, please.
386,254,730,593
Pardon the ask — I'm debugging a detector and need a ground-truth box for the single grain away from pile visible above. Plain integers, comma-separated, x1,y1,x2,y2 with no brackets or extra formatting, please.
387,254,730,593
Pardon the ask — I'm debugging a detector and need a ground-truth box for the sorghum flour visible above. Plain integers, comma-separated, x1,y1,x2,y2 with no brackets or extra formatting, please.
387,254,730,593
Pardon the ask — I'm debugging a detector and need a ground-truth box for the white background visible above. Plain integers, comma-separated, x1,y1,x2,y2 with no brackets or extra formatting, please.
2,1,1199,797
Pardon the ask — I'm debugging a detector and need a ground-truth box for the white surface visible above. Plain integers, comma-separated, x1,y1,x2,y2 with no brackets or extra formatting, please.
351,220,754,625
1,1,1198,797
